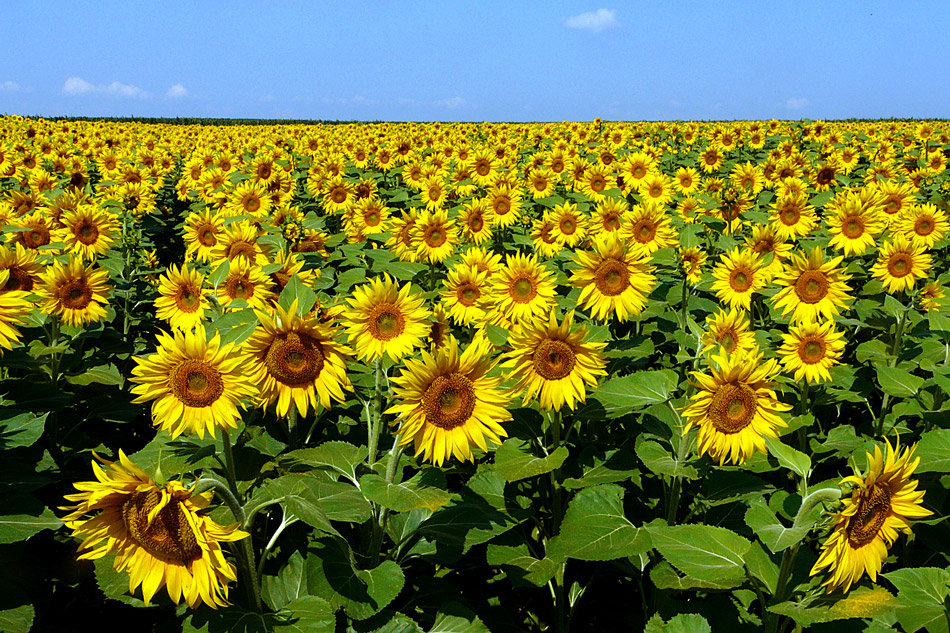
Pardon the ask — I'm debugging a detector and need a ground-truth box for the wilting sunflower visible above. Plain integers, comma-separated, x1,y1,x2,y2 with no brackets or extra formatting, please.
61,450,247,608
412,209,458,263
772,248,853,324
246,301,352,418
130,324,256,439
778,319,847,384
682,347,791,465
216,258,275,312
897,203,949,249
55,205,118,261
711,248,766,311
37,257,112,328
871,235,933,294
343,274,431,362
386,338,510,466
154,264,210,331
441,264,490,326
700,308,757,356
491,253,558,324
810,439,932,593
0,270,30,352
571,234,656,322
502,311,607,411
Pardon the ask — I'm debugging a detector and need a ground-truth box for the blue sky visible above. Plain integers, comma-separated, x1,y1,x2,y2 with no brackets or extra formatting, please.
1,1,947,122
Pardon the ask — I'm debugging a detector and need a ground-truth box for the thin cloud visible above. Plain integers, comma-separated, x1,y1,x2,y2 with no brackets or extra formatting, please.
62,77,150,98
166,84,189,98
0,81,29,94
63,77,96,95
437,96,466,108
564,9,619,33
786,97,809,110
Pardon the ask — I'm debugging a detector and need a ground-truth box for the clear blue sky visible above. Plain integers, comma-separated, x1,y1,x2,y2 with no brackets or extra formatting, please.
1,1,947,122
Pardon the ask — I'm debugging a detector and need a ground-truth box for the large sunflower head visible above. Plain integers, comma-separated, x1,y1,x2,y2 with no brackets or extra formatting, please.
825,192,885,256
55,204,118,261
871,235,933,294
772,248,853,324
570,233,656,322
622,202,678,257
810,439,932,593
0,243,43,293
183,208,225,264
412,209,458,263
342,274,431,363
778,319,847,384
490,253,558,324
710,247,766,312
700,307,756,357
386,338,511,466
0,269,31,352
897,203,949,250
61,450,248,609
37,256,112,328
441,263,490,326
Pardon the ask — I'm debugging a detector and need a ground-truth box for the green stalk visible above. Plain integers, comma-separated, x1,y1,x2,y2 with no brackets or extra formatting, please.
369,435,403,566
286,406,298,449
367,357,384,465
797,380,810,453
679,274,690,329
220,428,240,498
547,409,569,633
876,306,908,437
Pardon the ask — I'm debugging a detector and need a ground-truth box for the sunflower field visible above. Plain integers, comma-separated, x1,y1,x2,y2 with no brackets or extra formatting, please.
2,115,950,633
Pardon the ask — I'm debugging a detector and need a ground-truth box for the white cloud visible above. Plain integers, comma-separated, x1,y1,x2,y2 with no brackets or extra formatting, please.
564,8,619,33
0,81,25,93
786,97,809,109
166,83,188,98
62,76,150,98
437,96,466,108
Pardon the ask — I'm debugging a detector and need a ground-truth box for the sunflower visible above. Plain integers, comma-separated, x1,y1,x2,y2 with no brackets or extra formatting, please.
502,311,607,411
682,347,791,465
441,264,490,326
419,176,448,211
711,248,766,311
12,212,54,251
576,163,615,202
679,247,708,285
460,246,503,280
55,205,118,261
412,209,458,263
772,248,853,324
384,210,420,263
490,253,558,324
778,319,847,383
919,280,945,312
350,196,390,236
211,220,270,265
825,193,885,256
0,270,31,352
130,324,257,439
342,274,431,363
674,166,701,195
570,233,656,322
700,308,756,356
226,180,271,218
877,180,917,226
591,197,629,236
321,176,355,214
770,192,817,241
60,450,247,608
871,236,933,294
897,203,949,249
530,214,562,258
37,257,112,328
549,202,588,248
637,172,675,206
246,301,352,418
623,202,678,258
459,198,495,245
0,243,43,293
155,264,210,331
810,439,932,593
266,250,319,296
527,167,557,199
386,338,510,466
183,208,225,263
487,185,523,229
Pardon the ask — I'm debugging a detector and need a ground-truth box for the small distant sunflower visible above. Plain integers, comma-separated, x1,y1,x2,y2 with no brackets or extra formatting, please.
772,248,853,324
919,280,945,312
386,338,510,466
55,205,118,261
682,347,791,465
342,275,431,363
778,320,847,384
155,264,210,331
897,203,949,249
570,234,656,322
679,247,708,284
61,450,247,608
130,324,257,438
502,311,607,411
700,308,756,356
810,439,932,593
711,248,766,311
871,236,933,294
441,264,490,326
0,270,31,352
491,253,558,324
37,257,112,328
247,301,352,418
412,209,458,263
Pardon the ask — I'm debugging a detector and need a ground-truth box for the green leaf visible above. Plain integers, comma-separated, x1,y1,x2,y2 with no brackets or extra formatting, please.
208,259,230,288
743,540,779,595
915,429,950,473
306,539,405,620
274,596,336,633
307,480,373,523
492,438,569,482
0,411,48,449
636,439,698,480
649,561,744,591
245,475,339,535
562,448,640,489
486,544,558,586
263,551,308,611
768,585,896,626
0,605,34,633
645,524,751,583
644,612,711,633
0,507,63,544
387,261,427,281
65,363,124,387
876,365,924,398
589,370,679,417
885,567,950,633
744,499,808,554
336,268,368,292
547,484,650,562
278,274,318,316
764,436,811,479
283,442,368,484
485,324,508,347
427,605,490,633
94,553,149,606
183,605,275,632
129,433,218,478
360,469,453,513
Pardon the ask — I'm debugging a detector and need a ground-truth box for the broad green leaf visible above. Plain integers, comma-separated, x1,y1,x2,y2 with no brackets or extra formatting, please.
764,436,811,479
915,429,950,473
768,585,896,626
245,475,339,535
885,567,950,633
590,370,679,417
183,605,275,632
94,553,149,606
427,605,490,633
485,324,508,347
306,539,405,620
562,448,640,489
278,274,318,316
208,259,230,288
416,495,518,556
636,439,698,480
743,540,779,595
283,441,368,484
263,551,308,611
646,524,751,583
129,433,218,478
307,480,373,523
335,268,368,292
492,438,569,482
649,561,744,591
360,469,452,513
744,499,808,554
0,605,34,633
486,544,558,586
274,596,336,633
0,411,48,449
644,612,711,633
65,363,124,387
876,365,924,398
387,261,427,281
0,507,63,544
547,484,650,562
347,612,423,633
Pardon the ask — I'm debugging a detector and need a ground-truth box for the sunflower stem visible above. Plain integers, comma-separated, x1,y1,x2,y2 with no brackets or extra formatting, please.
256,505,295,583
876,306,909,437
220,428,241,499
367,357,385,465
286,406,298,449
679,273,690,329
369,435,403,567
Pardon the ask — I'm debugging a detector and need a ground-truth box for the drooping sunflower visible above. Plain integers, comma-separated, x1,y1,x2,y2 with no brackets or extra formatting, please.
246,301,352,418
682,347,792,465
502,311,607,411
490,253,558,324
130,324,257,439
37,256,112,328
441,264,490,326
154,264,210,331
570,233,656,322
711,248,767,311
700,308,757,356
772,248,853,324
897,203,949,249
0,270,31,352
810,439,932,593
60,450,247,608
342,275,431,363
871,235,933,294
919,279,945,312
55,205,118,261
778,319,847,384
386,338,510,466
